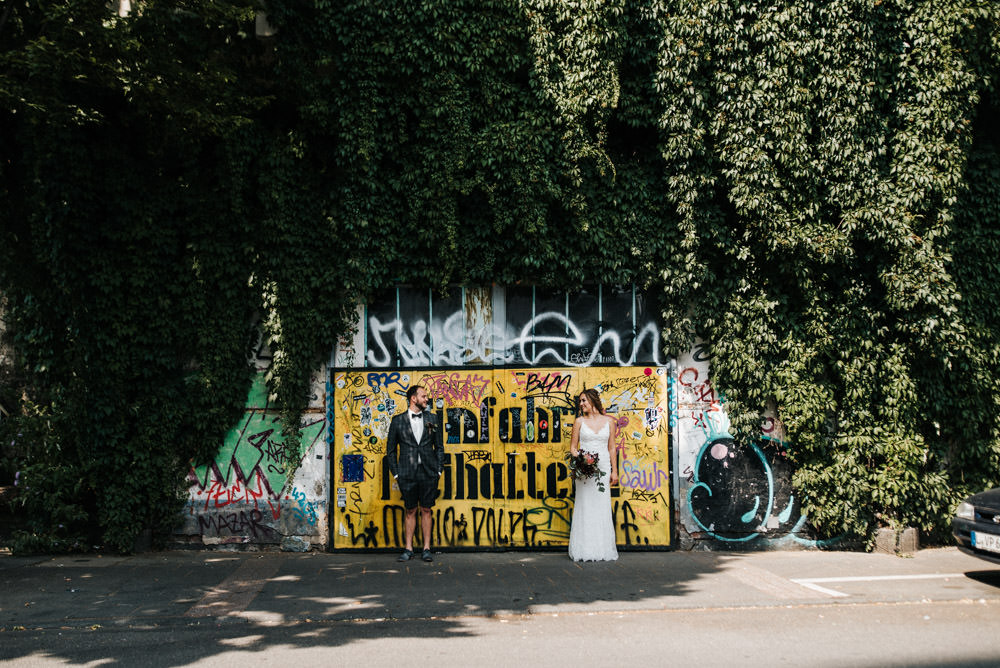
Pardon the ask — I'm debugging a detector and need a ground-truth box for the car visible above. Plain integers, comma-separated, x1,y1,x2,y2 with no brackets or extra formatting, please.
953,487,1000,565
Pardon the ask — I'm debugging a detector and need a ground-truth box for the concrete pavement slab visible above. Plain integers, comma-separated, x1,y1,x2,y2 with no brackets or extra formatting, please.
1,547,998,632
1,552,247,628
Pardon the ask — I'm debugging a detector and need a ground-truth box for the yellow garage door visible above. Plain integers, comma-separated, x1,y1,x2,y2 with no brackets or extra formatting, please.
331,366,671,550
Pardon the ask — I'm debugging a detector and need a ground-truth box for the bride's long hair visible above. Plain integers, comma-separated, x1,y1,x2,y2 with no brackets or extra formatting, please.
577,388,605,416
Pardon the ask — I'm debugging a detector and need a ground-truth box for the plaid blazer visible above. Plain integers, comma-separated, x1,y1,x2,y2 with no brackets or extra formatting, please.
385,410,445,482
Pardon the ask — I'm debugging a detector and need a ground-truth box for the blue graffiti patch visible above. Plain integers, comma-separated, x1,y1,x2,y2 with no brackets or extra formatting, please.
342,454,365,482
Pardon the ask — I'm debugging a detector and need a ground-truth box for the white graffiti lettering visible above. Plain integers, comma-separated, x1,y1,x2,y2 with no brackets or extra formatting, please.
366,311,663,368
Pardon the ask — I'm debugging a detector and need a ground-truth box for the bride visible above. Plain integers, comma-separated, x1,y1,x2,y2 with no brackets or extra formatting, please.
568,388,619,562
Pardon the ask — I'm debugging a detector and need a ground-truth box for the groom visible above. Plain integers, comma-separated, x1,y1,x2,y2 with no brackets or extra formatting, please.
385,384,444,562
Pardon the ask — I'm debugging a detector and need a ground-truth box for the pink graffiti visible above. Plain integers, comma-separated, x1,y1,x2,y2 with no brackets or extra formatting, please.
422,371,491,404
634,506,660,523
614,416,629,460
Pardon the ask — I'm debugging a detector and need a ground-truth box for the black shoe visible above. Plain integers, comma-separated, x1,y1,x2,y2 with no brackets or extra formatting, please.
397,550,413,562
421,549,433,562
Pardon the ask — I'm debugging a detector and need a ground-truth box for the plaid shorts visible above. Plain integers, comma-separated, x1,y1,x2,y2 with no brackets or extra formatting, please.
398,476,439,510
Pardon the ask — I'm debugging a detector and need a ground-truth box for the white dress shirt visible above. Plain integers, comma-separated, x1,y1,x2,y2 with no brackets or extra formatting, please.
409,410,424,445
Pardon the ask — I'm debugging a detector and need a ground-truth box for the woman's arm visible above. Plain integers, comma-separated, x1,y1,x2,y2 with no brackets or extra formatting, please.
607,416,619,486
569,419,581,457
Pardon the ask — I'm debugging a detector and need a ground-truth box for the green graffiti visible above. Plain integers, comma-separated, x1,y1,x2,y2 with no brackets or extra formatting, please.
193,374,325,495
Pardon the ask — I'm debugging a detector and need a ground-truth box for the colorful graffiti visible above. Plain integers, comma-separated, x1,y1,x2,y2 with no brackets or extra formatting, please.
684,410,803,543
676,345,816,546
331,366,672,549
180,372,327,544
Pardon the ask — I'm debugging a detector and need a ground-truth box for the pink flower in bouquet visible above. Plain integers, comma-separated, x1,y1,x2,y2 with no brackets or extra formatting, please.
565,450,606,493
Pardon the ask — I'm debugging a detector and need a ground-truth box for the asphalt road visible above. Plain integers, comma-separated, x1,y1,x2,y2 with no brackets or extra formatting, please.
2,547,1000,667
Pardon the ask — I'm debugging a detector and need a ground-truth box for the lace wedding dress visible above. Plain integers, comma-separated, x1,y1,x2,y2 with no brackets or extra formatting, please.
568,421,619,562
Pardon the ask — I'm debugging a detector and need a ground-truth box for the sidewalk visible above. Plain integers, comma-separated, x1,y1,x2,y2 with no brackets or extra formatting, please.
2,547,998,631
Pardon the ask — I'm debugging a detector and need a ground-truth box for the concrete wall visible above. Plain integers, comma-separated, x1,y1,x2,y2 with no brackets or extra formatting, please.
175,352,330,551
674,344,817,549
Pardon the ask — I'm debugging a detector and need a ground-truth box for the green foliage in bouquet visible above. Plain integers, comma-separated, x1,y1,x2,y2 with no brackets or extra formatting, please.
567,451,607,493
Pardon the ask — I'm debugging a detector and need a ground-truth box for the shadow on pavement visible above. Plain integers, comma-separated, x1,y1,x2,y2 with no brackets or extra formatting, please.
0,549,736,666
963,569,1000,589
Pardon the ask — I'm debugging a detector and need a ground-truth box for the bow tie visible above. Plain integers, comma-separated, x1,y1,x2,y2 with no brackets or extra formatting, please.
410,412,423,420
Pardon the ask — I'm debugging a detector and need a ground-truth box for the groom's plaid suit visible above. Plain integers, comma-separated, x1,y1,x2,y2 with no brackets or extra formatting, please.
385,409,445,483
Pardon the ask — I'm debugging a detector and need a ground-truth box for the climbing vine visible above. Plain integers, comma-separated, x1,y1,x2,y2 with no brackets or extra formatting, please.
1,0,998,551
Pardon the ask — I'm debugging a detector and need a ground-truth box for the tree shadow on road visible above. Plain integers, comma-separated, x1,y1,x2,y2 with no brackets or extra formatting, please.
0,549,741,666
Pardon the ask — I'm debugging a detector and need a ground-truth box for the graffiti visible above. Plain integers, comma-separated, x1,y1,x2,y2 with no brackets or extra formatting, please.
668,370,678,429
191,376,326,498
183,371,328,545
628,488,670,505
677,367,717,403
326,379,337,446
524,497,572,541
366,310,664,368
619,461,670,492
672,340,834,547
334,366,672,549
692,342,713,362
342,454,365,482
524,371,573,397
614,500,645,545
513,314,664,368
347,488,365,515
442,404,488,444
471,506,537,546
364,503,570,548
630,440,661,462
643,407,663,432
422,371,491,404
344,513,379,548
345,394,578,447
289,487,319,526
597,371,660,395
684,410,803,544
448,508,469,541
380,453,573,502
366,371,404,393
634,505,661,524
197,468,280,519
197,509,279,540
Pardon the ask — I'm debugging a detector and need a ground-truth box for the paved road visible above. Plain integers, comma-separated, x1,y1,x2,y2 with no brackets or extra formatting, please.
2,547,999,666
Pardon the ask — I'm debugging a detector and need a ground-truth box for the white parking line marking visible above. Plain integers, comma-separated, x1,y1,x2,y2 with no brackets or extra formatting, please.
798,574,967,583
791,580,850,597
724,565,818,600
790,573,967,598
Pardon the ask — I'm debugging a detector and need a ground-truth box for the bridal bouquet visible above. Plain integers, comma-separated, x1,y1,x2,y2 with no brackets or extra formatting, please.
566,450,606,493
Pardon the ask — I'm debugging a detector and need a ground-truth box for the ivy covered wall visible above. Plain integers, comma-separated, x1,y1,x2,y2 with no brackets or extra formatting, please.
1,0,998,552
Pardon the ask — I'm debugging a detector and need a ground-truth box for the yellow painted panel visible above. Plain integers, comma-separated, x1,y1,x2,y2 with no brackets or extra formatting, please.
331,367,671,550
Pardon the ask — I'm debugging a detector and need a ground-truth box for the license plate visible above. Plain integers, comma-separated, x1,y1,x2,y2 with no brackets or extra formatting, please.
972,530,1000,554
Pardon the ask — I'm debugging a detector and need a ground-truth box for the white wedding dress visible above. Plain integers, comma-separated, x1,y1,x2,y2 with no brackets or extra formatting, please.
568,421,619,562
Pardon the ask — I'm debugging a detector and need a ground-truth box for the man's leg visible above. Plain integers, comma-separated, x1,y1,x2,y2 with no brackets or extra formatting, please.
420,507,433,551
404,507,418,551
